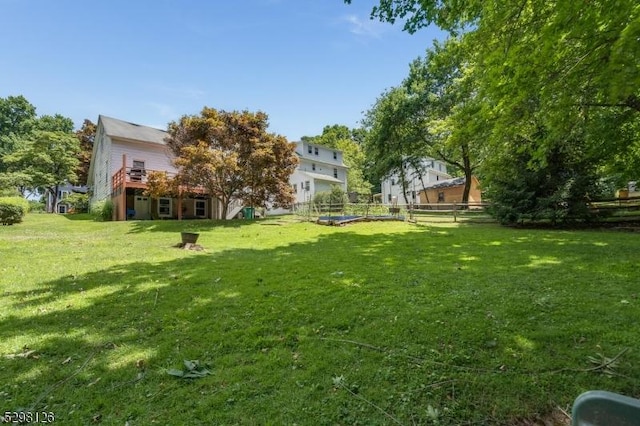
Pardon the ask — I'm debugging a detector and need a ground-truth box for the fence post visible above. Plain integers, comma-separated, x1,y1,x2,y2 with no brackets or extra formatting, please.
453,202,457,223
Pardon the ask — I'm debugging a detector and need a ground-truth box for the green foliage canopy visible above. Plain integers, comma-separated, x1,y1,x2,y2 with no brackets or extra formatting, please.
164,107,299,218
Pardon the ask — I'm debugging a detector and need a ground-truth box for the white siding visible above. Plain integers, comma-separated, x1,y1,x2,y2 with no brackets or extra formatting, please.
290,142,348,204
111,139,177,174
90,129,113,204
90,126,178,205
381,159,451,204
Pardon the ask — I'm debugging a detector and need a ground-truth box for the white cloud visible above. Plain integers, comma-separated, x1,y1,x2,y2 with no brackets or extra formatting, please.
343,14,388,39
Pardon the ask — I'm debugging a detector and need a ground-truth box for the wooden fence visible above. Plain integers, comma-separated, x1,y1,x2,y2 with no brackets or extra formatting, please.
292,197,640,224
292,202,494,223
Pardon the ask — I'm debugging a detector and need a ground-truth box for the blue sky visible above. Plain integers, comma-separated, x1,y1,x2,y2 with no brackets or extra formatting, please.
0,0,443,140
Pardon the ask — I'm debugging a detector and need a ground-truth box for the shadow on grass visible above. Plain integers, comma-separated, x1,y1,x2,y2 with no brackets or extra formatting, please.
2,226,639,424
62,213,95,221
126,218,264,234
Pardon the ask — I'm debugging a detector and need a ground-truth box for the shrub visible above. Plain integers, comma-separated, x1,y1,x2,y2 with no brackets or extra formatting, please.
0,197,29,225
313,185,348,212
66,193,89,213
28,200,45,212
90,199,114,221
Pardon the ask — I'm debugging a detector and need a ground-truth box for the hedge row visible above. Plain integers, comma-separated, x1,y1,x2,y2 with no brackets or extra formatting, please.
0,197,29,225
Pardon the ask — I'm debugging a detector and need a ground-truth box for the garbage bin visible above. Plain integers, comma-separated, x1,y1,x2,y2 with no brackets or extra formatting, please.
242,207,254,219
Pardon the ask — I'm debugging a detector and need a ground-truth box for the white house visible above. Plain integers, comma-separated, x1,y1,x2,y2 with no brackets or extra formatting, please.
45,184,87,214
289,141,348,204
380,158,451,204
87,115,223,221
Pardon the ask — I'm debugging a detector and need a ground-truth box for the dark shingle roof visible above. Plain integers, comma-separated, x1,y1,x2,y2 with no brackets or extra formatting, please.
423,177,466,190
99,115,168,145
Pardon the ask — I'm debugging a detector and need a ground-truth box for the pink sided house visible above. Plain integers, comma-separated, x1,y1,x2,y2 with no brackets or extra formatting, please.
88,115,239,221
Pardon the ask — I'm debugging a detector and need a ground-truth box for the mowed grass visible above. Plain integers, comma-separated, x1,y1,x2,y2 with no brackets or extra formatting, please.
1,214,639,425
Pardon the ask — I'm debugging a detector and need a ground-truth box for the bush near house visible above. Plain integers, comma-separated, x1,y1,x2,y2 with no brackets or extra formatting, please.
89,199,113,221
66,193,89,213
313,185,348,210
0,196,29,225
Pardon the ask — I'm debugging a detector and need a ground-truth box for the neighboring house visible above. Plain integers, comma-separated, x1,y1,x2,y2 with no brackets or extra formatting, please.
418,176,482,206
289,141,348,204
45,184,88,214
381,158,451,204
87,115,224,221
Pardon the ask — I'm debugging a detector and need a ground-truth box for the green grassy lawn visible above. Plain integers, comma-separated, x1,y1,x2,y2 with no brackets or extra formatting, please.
1,214,639,425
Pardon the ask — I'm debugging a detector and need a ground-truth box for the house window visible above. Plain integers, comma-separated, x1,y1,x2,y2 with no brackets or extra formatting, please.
195,199,206,217
314,147,318,155
412,191,416,200
58,204,67,214
131,160,146,182
293,184,297,194
333,151,337,160
438,191,445,202
308,145,312,154
312,163,316,171
388,194,392,202
333,168,338,178
391,179,395,185
305,181,310,191
158,197,172,217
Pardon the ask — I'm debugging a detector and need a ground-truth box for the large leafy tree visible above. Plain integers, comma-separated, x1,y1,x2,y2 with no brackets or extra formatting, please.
0,95,37,173
74,119,96,185
362,86,425,204
348,0,640,142
349,0,640,221
302,124,371,197
4,131,80,211
163,107,298,218
402,37,486,203
34,114,74,133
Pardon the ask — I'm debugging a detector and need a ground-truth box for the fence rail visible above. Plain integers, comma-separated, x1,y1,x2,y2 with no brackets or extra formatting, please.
292,198,640,224
292,202,494,223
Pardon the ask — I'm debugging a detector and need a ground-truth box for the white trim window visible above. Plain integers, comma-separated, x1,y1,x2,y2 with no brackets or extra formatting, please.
158,197,172,217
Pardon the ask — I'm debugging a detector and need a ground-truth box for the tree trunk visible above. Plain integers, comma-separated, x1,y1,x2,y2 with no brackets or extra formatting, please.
50,185,59,213
399,164,410,205
415,169,431,208
461,145,472,205
221,199,229,220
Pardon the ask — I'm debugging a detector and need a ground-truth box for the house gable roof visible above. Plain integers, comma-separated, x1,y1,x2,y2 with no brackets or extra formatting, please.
422,177,466,190
99,115,168,145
